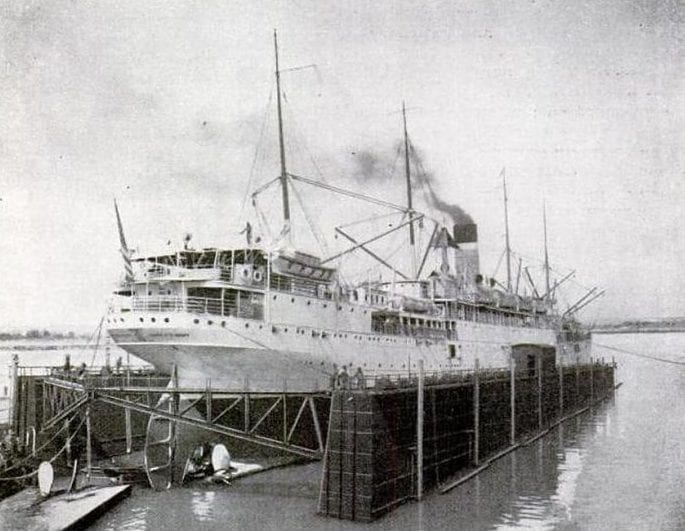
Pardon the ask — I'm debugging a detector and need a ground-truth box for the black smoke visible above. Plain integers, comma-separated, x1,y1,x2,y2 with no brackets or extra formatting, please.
346,139,474,226
408,141,474,225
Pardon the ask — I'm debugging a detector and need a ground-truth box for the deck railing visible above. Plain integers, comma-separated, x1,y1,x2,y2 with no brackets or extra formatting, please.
129,296,262,320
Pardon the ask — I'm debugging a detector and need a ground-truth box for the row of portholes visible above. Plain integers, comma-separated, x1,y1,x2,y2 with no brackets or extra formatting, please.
270,295,368,314
139,317,170,324
188,318,264,331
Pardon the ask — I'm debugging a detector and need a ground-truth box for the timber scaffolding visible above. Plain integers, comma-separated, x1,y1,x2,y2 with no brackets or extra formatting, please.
9,365,330,490
318,357,617,522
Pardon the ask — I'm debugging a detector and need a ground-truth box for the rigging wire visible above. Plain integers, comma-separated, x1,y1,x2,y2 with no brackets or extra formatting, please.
491,249,506,280
290,179,329,256
594,342,685,366
337,211,403,231
89,316,106,368
282,99,330,185
239,85,274,228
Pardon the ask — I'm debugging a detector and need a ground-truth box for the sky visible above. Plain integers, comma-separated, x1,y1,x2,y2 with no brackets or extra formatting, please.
0,0,682,331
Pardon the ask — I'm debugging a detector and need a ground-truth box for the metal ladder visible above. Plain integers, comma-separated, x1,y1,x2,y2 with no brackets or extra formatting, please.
143,365,179,490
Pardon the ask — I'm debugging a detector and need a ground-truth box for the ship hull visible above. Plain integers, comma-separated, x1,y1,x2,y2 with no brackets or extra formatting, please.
106,311,580,392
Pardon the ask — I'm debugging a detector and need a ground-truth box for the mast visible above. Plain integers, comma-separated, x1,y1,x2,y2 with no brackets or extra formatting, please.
543,201,551,297
274,30,291,227
502,167,512,291
402,102,416,276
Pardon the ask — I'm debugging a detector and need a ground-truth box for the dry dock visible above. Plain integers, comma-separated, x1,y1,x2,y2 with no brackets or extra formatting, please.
4,355,616,523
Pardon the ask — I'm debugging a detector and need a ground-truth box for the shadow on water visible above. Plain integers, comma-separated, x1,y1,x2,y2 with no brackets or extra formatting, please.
91,334,685,530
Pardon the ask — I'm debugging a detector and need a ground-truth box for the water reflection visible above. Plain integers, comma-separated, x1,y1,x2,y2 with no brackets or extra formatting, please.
492,406,607,530
191,490,215,522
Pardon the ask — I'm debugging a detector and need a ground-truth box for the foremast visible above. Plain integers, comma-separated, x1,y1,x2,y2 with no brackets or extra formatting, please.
273,30,291,234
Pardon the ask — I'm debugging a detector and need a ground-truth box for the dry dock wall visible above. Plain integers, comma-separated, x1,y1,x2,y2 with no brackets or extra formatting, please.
319,362,615,522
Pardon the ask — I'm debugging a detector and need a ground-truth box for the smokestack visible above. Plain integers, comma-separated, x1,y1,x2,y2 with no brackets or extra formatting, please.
453,223,479,286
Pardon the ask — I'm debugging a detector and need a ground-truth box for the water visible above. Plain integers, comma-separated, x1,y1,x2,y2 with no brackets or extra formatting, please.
83,334,685,529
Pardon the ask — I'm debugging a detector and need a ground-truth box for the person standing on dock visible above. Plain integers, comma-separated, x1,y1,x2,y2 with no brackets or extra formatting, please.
330,364,339,389
338,365,350,390
352,367,366,390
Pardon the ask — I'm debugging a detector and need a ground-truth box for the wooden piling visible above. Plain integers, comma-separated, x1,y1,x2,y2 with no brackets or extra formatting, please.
473,358,480,465
537,355,543,429
509,351,515,445
86,405,92,481
558,362,564,415
124,399,132,454
417,359,424,501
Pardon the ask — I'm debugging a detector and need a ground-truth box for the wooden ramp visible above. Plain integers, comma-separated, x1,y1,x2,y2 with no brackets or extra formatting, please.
0,485,131,530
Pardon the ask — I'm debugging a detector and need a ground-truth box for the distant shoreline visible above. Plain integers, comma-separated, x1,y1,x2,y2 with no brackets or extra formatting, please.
592,328,685,334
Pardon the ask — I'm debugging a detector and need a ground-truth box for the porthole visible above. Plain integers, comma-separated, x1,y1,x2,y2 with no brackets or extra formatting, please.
291,297,295,303
139,317,144,323
120,318,124,322
284,328,288,333
273,295,277,300
207,320,213,325
307,301,311,306
151,317,156,323
193,319,199,324
164,318,169,323
221,321,226,327
323,304,328,308
245,323,249,328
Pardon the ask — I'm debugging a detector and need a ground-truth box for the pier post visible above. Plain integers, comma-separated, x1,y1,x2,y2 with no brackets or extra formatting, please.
244,376,250,432
509,350,515,445
282,379,288,443
537,354,543,429
206,379,212,424
86,404,92,481
125,400,132,454
473,358,480,465
10,354,18,433
559,362,564,415
417,359,424,501
575,358,580,408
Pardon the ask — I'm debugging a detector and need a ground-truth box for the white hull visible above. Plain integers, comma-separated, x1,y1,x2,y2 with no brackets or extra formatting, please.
106,309,584,392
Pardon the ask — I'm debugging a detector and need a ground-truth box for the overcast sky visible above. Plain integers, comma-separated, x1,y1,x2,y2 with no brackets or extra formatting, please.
0,0,682,330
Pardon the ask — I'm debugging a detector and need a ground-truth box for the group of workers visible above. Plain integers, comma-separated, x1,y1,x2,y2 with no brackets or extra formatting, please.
330,364,366,390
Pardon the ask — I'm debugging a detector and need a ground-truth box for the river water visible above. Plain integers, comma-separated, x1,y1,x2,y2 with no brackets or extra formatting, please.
83,333,685,529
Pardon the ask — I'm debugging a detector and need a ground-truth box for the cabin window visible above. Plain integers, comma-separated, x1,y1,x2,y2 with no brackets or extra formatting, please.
448,344,456,359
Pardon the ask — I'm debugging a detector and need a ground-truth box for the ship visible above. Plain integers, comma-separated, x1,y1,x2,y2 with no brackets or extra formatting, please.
106,34,599,393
